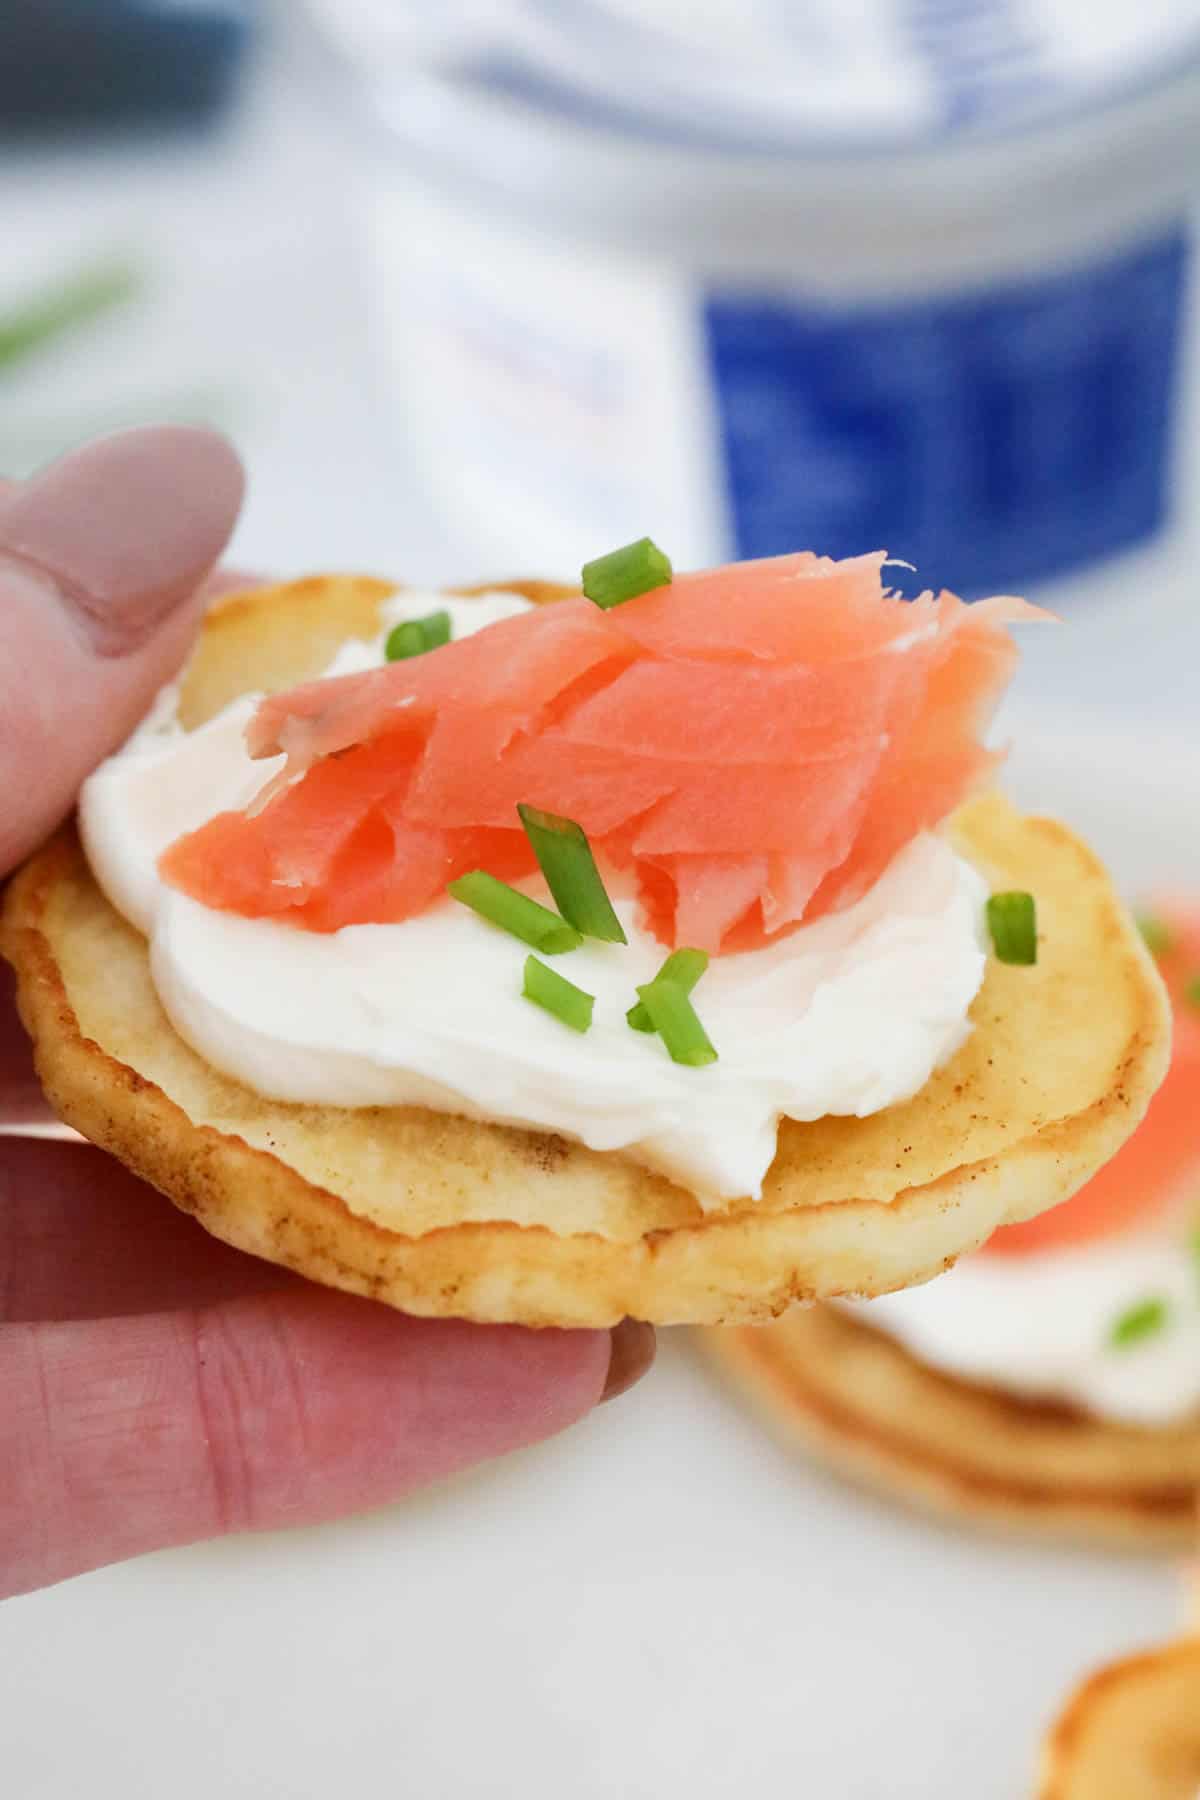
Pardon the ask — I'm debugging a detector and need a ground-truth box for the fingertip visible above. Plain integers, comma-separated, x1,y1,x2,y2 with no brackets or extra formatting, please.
0,424,245,654
186,1292,617,1537
600,1319,657,1404
0,424,248,871
0,1288,630,1595
266,1295,615,1465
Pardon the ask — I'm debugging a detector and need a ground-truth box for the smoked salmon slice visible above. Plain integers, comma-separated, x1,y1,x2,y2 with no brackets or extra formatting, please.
246,600,637,774
614,552,926,664
162,551,1048,953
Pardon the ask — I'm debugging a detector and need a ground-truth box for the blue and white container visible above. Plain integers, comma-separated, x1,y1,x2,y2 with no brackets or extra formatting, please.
320,1,1200,605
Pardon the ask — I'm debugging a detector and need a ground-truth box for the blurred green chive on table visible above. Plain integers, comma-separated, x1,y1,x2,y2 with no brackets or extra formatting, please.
0,258,143,375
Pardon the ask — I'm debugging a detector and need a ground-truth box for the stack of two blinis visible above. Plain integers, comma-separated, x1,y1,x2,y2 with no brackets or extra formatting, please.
703,895,1200,1551
2,550,1168,1351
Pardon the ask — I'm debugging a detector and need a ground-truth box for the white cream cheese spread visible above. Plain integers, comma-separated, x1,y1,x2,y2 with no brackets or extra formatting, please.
853,1228,1200,1426
78,589,989,1205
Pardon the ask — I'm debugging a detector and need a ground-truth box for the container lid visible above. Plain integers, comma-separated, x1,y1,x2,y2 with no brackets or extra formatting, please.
307,0,1200,154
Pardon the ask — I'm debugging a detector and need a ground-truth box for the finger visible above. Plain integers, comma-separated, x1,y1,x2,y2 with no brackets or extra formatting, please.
0,948,78,1132
0,1137,294,1322
0,426,244,874
0,1293,635,1597
0,958,42,1113
0,546,257,1106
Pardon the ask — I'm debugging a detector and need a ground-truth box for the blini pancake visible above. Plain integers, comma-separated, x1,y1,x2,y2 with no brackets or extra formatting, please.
1037,1637,1200,1798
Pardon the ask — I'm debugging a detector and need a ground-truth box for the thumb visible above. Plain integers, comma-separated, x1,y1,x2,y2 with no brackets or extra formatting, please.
0,1292,634,1597
0,425,244,874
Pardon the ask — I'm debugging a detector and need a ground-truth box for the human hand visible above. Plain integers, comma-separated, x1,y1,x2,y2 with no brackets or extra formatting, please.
0,427,655,1601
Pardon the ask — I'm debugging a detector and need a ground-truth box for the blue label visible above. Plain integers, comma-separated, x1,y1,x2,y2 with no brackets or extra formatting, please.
704,228,1188,596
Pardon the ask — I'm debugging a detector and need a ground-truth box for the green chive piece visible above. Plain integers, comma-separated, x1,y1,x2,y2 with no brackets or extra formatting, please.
1183,973,1200,1011
1108,1296,1170,1350
1135,911,1174,958
517,804,627,944
987,891,1037,965
0,256,141,372
581,537,673,610
448,871,582,954
522,955,594,1033
635,978,718,1067
385,610,453,662
1189,1227,1200,1284
627,948,709,1032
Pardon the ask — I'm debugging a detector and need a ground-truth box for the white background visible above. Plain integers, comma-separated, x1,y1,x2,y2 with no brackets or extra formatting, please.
1,21,1197,1797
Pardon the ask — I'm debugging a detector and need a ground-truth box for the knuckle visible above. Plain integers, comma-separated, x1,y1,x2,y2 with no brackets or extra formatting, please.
189,1302,314,1536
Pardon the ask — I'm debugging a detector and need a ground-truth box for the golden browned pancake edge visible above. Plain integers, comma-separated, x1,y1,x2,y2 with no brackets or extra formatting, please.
0,576,1171,1327
699,1305,1200,1549
1036,1637,1200,1798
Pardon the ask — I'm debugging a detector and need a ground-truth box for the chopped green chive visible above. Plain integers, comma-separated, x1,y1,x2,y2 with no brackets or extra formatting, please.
581,537,673,610
385,610,452,662
522,955,594,1033
1183,973,1200,1011
1135,911,1174,958
635,978,718,1067
627,948,709,1032
517,804,627,944
986,891,1037,965
1108,1296,1170,1350
1188,1226,1200,1280
448,870,582,954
